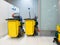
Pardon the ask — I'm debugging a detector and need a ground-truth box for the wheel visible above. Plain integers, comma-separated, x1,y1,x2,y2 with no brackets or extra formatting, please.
57,42,60,45
53,40,55,42
17,27,22,38
34,28,38,36
53,38,56,42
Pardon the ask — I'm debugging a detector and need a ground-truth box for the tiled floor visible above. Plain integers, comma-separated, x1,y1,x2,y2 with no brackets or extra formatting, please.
0,35,57,45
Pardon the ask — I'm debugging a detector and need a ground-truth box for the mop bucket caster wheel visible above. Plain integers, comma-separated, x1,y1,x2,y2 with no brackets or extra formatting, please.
53,38,56,42
58,42,60,45
53,40,55,42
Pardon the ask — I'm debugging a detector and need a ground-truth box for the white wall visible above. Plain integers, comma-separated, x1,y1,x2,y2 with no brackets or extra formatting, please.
58,0,60,24
38,0,40,29
40,0,58,30
7,0,38,19
0,0,19,38
0,0,9,37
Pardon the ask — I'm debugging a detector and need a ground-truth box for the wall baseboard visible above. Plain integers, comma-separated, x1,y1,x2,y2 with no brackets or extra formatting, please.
0,33,7,39
40,30,56,37
0,30,56,38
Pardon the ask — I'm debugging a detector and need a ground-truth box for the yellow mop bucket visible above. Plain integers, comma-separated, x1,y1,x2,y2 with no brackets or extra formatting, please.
57,25,60,32
6,19,20,37
24,19,35,35
58,33,60,42
57,25,60,42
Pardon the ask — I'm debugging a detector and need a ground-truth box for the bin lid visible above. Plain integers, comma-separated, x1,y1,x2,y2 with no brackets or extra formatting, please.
6,18,20,21
24,18,35,20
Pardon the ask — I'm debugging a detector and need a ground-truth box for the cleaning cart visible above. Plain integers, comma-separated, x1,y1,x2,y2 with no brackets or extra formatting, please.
24,19,35,36
6,18,21,37
6,13,24,37
53,25,60,45
24,8,38,36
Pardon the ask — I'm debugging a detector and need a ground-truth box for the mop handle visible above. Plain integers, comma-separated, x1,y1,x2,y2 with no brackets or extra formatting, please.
28,8,31,18
29,11,31,18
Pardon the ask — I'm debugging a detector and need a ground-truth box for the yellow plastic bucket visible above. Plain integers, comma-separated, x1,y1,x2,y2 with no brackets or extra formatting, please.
57,25,60,32
58,33,60,42
24,19,35,35
7,20,20,37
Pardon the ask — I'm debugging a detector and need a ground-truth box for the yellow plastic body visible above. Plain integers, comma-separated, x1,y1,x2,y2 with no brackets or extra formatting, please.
25,20,35,35
57,25,60,32
57,25,60,42
7,20,20,37
58,33,60,42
